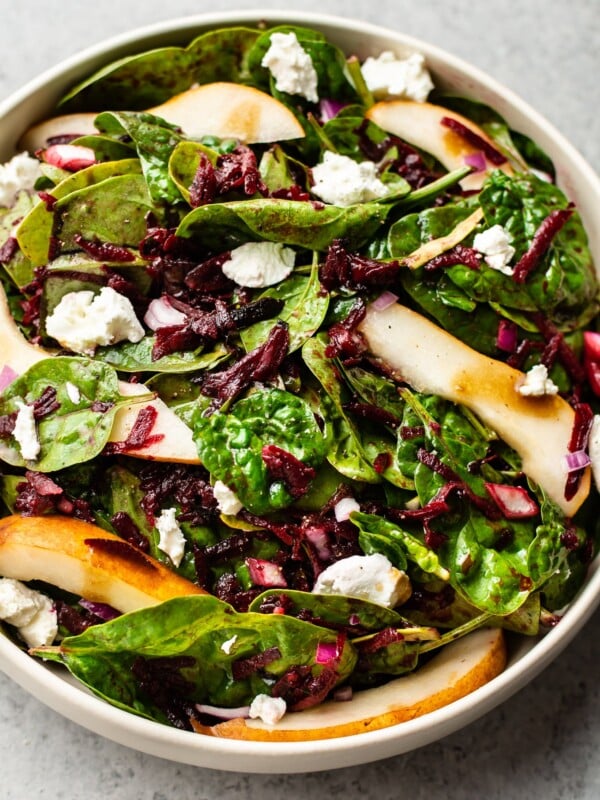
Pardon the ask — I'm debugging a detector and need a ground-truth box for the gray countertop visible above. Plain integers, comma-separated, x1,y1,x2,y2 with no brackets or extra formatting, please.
1,1,599,797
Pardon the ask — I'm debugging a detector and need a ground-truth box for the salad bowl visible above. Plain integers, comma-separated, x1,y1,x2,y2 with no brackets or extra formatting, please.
0,8,599,774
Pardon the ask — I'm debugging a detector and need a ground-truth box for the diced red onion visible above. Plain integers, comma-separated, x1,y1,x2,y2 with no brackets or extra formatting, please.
195,703,250,720
316,640,338,665
78,599,121,621
41,144,96,171
333,496,361,522
370,291,399,312
333,685,353,702
0,365,18,391
319,98,348,122
304,525,332,560
348,614,361,626
484,482,539,519
246,557,288,588
496,319,518,353
584,331,600,362
563,450,592,473
463,151,486,173
143,296,187,331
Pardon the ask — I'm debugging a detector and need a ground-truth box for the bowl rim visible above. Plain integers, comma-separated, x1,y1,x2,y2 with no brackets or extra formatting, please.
1,7,600,774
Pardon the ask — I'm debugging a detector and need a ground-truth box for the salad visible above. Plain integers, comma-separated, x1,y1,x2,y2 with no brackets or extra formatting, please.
0,22,598,737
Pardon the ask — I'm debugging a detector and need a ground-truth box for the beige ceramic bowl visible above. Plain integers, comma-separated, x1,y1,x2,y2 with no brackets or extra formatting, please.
0,8,599,774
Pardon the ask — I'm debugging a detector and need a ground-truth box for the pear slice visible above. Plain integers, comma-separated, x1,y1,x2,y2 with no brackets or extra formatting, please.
0,514,205,613
193,627,506,740
365,101,513,190
359,303,589,516
19,82,305,152
0,283,200,464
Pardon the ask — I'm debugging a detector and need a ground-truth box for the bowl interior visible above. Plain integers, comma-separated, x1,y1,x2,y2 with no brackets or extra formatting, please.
1,9,599,774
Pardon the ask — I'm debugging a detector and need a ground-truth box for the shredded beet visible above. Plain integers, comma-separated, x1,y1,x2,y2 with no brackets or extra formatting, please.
271,664,338,711
399,425,426,440
215,145,267,197
14,472,94,521
271,184,311,201
231,646,282,680
0,236,18,263
32,386,60,419
183,252,233,293
343,401,401,429
213,572,262,611
513,206,574,284
325,298,367,361
73,233,135,262
55,599,97,635
440,116,507,166
320,239,401,290
261,444,316,499
104,406,164,455
138,462,217,526
131,655,197,730
110,511,150,553
373,452,392,474
423,244,481,272
37,191,57,211
564,402,594,501
198,321,290,409
189,153,218,207
532,312,586,386
0,412,16,438
358,627,405,654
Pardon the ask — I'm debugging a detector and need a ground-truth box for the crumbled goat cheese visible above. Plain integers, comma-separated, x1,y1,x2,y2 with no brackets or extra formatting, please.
248,694,287,725
333,496,361,522
65,382,81,404
473,225,516,275
155,507,186,567
312,553,411,608
0,152,43,207
261,32,319,103
213,480,244,515
221,635,238,655
311,151,389,207
0,578,58,648
588,415,600,490
361,51,434,102
222,241,295,288
45,286,145,356
517,364,559,397
13,400,40,461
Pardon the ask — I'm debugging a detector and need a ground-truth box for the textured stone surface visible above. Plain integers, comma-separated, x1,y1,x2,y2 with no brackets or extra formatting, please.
1,0,599,797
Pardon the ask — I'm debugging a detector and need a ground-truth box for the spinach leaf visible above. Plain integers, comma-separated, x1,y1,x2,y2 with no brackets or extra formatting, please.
168,140,219,203
0,357,125,471
94,338,229,374
192,388,327,514
240,257,329,352
35,595,357,716
95,112,183,204
60,27,260,111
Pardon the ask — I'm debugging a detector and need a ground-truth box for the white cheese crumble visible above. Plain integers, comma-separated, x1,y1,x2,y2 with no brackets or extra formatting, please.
473,225,516,275
222,241,295,288
65,382,81,404
0,578,57,648
361,51,434,102
13,400,40,461
45,286,145,356
261,32,319,103
311,151,389,207
155,507,186,568
588,415,600,490
333,496,361,522
312,553,411,608
0,152,43,207
221,635,238,655
248,694,287,725
517,364,559,397
213,480,244,516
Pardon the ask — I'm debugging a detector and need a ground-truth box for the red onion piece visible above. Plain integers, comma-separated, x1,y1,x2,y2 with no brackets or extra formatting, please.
333,685,353,702
463,151,486,173
143,296,187,331
246,557,288,588
563,450,592,473
41,144,96,171
0,365,18,391
370,291,399,312
319,98,348,122
496,319,518,353
316,640,338,665
195,703,250,720
484,483,539,519
78,599,121,621
304,525,332,560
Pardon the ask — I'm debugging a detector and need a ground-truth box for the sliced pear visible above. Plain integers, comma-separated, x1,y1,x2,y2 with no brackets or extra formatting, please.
19,82,305,152
359,303,589,516
193,627,505,740
0,283,200,464
365,101,513,190
0,515,205,613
